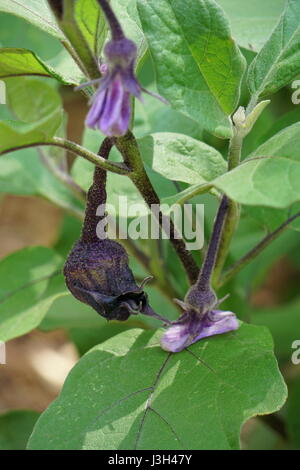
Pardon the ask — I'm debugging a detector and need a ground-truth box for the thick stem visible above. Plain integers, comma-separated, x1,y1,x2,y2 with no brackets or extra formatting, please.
219,211,300,286
81,138,113,242
115,132,199,284
196,195,229,290
97,0,124,40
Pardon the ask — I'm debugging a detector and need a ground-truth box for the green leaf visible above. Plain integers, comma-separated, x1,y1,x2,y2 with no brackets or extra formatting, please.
28,325,287,450
0,78,63,152
247,0,300,100
74,0,107,56
0,246,66,342
214,122,300,208
216,0,286,52
139,133,227,185
0,118,61,154
0,410,40,450
0,11,63,60
6,77,61,122
0,48,82,85
214,157,300,208
137,0,246,138
0,0,63,39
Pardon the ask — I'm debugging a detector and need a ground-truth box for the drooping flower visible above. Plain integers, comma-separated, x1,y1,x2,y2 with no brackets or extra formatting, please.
160,195,239,353
64,238,168,322
63,138,169,325
84,37,167,137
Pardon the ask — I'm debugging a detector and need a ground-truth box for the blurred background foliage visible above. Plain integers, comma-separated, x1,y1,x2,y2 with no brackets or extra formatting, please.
0,1,299,450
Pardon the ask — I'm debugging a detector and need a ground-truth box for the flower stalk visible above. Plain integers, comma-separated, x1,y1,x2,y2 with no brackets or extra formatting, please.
160,195,239,353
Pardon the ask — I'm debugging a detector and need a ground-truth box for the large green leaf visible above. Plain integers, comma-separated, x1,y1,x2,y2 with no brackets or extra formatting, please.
0,410,40,450
0,247,66,342
0,48,82,85
139,133,227,185
28,325,286,450
217,0,286,52
247,0,300,100
213,122,300,208
0,0,63,39
137,0,246,139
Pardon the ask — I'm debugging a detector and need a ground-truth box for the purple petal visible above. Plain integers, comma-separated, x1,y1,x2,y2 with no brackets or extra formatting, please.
160,309,239,353
121,64,142,99
160,324,191,353
85,87,107,129
99,76,130,136
191,310,239,344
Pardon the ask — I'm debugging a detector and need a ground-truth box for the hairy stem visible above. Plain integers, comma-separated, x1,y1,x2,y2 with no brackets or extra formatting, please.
197,195,229,290
0,138,131,175
115,131,199,284
219,211,300,286
81,138,113,242
97,0,124,40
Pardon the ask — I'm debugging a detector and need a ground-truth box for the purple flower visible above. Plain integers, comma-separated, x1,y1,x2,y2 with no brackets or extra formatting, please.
84,37,167,137
160,309,239,353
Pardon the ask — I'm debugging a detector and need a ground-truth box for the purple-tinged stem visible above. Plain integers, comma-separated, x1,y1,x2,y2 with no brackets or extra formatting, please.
196,195,229,290
97,0,124,40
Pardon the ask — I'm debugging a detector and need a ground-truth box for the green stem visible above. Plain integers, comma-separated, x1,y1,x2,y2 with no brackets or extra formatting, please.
227,131,243,171
0,138,130,175
52,137,130,174
61,39,92,84
219,210,300,287
115,131,199,284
